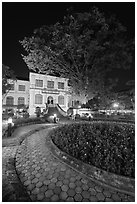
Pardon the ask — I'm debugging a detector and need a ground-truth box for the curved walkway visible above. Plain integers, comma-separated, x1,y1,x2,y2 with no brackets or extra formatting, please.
15,125,134,202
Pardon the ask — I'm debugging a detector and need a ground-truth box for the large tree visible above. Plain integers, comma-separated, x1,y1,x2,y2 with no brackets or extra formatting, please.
20,7,134,103
2,64,16,101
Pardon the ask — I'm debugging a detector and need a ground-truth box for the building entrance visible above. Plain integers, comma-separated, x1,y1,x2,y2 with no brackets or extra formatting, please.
47,96,54,105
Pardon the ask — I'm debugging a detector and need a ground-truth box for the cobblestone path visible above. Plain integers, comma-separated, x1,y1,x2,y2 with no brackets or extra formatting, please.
16,127,134,202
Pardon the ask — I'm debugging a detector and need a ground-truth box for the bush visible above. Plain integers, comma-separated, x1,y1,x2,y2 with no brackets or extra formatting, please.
50,122,135,178
3,117,47,138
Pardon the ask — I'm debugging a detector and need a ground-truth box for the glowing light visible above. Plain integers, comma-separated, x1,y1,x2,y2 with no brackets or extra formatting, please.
113,102,119,108
8,117,12,124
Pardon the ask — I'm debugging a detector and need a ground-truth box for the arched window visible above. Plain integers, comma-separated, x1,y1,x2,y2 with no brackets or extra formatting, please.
6,96,14,105
18,97,25,105
58,95,64,105
35,94,43,104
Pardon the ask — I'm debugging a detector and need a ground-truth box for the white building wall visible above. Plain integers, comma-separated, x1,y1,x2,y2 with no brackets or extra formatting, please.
29,72,70,115
2,79,30,107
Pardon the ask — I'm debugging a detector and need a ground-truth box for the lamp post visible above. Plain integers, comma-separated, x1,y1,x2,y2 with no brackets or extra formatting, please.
7,117,13,137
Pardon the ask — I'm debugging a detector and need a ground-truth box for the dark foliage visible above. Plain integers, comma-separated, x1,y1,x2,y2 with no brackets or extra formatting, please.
51,122,135,178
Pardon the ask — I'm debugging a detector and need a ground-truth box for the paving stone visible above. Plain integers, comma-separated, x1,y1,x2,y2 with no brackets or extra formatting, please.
36,181,43,188
67,189,76,197
60,191,68,200
75,186,82,193
39,185,48,193
43,180,50,185
112,193,121,201
81,178,88,184
103,190,112,197
66,197,74,202
82,198,90,202
89,188,97,195
64,173,70,179
39,176,46,183
82,190,90,199
31,187,40,195
32,178,39,184
35,166,41,171
60,167,67,171
35,173,41,178
63,179,69,185
27,184,35,191
61,185,69,192
56,181,63,187
47,174,53,179
75,180,82,187
82,184,89,191
74,193,83,201
105,198,114,202
53,186,62,195
37,193,45,201
52,172,59,178
75,175,81,180
45,189,54,198
96,192,105,201
51,178,57,183
70,177,76,182
58,176,64,181
89,195,98,201
69,182,76,189
95,185,103,192
51,194,59,202
48,182,56,190
30,194,37,201
24,180,31,186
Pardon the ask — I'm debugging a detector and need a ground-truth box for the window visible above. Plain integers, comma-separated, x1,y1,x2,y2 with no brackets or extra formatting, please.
35,94,43,104
18,85,25,91
10,84,14,90
58,82,64,89
47,81,54,88
58,95,64,105
18,97,25,105
35,79,43,87
6,96,14,105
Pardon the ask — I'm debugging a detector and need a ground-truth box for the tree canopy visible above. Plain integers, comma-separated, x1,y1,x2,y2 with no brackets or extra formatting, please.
20,7,134,102
2,64,16,98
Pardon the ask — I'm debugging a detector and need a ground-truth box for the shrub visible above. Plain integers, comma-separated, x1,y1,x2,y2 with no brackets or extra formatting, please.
50,122,135,178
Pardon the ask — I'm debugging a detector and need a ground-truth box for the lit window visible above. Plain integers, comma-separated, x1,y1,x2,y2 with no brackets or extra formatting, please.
18,97,25,105
35,94,43,104
58,82,64,89
35,79,43,87
47,81,54,88
58,95,64,105
18,85,25,91
6,96,14,105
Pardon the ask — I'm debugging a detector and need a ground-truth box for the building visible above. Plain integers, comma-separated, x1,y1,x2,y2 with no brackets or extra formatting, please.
2,72,75,116
2,79,30,113
29,72,71,115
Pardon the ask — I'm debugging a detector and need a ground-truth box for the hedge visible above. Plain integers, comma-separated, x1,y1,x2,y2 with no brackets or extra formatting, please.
50,121,135,178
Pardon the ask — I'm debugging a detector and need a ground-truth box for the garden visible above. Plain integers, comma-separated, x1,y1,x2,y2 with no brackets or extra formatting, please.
50,121,135,178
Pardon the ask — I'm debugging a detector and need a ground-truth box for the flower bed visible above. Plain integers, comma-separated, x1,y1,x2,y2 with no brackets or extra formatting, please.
50,121,135,178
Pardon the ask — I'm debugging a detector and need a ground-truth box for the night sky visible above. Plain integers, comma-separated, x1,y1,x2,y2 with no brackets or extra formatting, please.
2,2,135,91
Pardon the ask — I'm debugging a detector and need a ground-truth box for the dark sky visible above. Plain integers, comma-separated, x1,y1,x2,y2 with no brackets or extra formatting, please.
2,2,135,90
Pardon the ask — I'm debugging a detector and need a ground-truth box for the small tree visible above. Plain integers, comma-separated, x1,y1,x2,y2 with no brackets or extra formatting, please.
2,64,16,101
20,7,134,103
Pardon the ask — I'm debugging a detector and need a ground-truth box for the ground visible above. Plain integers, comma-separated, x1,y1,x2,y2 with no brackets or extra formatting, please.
2,123,135,202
